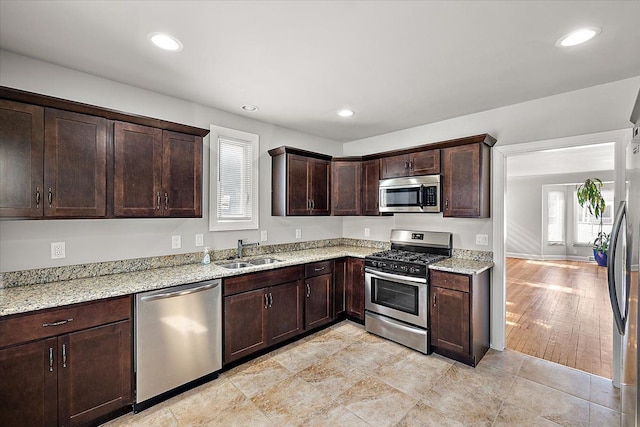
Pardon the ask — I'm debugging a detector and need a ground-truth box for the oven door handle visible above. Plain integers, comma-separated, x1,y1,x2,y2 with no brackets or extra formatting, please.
365,268,427,284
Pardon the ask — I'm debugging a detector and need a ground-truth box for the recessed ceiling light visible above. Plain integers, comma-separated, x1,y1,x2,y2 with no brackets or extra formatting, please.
337,109,355,118
556,27,601,48
147,32,183,51
241,104,259,112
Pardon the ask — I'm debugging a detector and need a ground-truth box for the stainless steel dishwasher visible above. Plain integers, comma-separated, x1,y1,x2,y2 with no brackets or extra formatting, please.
134,279,222,408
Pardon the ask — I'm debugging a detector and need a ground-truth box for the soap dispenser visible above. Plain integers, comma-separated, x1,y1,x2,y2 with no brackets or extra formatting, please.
202,247,211,265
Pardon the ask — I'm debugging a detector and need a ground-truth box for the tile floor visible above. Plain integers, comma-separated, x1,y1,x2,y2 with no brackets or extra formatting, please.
104,321,621,427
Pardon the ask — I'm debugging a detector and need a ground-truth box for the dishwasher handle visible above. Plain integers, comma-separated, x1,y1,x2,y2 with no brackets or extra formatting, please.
140,281,220,302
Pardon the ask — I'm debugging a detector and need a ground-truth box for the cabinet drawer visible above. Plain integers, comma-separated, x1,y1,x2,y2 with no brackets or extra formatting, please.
0,296,132,348
223,265,304,296
430,270,470,293
305,260,333,278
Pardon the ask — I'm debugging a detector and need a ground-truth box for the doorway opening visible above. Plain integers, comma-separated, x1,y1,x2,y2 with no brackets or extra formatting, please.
504,142,615,378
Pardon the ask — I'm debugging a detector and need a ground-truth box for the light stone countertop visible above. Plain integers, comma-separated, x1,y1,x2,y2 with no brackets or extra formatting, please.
0,246,493,317
0,246,377,317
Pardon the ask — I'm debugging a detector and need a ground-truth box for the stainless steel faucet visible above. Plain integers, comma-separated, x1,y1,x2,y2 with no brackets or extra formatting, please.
237,239,259,258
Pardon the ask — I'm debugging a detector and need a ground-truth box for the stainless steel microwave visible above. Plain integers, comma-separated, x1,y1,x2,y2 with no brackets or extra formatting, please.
378,175,441,213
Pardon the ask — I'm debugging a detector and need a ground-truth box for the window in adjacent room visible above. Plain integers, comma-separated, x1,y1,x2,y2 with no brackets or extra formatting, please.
209,125,259,231
547,190,565,245
574,183,614,245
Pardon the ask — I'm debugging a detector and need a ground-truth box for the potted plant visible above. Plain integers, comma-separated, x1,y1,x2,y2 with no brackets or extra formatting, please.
576,178,608,266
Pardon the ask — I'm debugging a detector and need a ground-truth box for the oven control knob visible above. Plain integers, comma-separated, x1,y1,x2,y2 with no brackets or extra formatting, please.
400,265,408,272
370,261,377,267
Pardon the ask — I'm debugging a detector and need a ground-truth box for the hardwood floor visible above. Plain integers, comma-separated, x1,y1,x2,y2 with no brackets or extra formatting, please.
506,257,613,378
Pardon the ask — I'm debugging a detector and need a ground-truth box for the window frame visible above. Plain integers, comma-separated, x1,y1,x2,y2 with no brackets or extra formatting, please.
209,125,259,231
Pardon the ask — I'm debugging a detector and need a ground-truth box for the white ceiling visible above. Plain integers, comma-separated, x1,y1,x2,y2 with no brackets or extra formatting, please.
1,1,639,142
506,142,615,178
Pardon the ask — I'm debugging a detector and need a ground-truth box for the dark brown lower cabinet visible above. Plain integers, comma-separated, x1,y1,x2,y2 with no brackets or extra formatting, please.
333,258,347,317
223,267,305,365
0,297,133,427
430,269,490,366
346,258,365,322
305,274,332,330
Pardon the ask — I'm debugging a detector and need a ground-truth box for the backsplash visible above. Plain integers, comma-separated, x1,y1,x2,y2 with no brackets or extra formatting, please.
0,238,389,288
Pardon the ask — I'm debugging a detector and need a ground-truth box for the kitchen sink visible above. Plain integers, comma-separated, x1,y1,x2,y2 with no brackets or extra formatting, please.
248,257,281,265
219,261,253,269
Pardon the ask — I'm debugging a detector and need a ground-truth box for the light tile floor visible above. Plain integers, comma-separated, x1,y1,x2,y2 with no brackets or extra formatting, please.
104,321,621,427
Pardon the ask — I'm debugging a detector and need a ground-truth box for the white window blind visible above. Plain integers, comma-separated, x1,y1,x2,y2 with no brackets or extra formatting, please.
209,125,259,231
217,137,252,220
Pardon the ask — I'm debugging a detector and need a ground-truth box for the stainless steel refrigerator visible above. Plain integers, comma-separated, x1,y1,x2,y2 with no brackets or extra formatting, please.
611,89,640,427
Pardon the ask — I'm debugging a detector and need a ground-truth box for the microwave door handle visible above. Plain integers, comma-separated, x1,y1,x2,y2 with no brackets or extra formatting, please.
607,201,626,335
418,185,424,209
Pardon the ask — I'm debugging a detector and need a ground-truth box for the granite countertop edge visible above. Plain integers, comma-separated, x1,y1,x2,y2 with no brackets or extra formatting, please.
0,247,493,317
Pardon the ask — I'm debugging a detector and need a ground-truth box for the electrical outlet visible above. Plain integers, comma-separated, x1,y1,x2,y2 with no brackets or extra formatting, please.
260,230,268,242
172,235,182,249
51,242,66,259
475,234,489,246
364,228,370,237
295,228,301,239
195,234,204,247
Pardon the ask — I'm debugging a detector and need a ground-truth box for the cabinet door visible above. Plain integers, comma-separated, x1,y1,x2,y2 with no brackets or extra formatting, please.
431,286,470,357
381,154,409,179
44,109,107,218
162,131,202,217
267,281,304,344
331,161,361,216
0,100,44,218
114,122,163,217
0,338,57,427
287,154,310,215
333,258,347,317
442,143,483,217
58,321,132,427
305,274,332,330
224,288,268,364
361,159,380,216
410,149,440,175
346,258,365,322
309,158,331,215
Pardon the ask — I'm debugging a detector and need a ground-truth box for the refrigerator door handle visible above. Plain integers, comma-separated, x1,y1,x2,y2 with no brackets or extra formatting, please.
608,200,627,335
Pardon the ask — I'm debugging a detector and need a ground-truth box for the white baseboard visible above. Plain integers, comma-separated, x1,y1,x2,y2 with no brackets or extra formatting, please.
506,252,592,263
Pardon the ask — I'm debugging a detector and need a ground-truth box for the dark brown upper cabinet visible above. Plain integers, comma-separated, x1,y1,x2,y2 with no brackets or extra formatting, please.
0,101,107,218
114,122,202,218
0,99,44,218
441,142,490,218
380,149,440,179
1,86,208,220
270,147,331,216
361,159,381,216
331,159,361,216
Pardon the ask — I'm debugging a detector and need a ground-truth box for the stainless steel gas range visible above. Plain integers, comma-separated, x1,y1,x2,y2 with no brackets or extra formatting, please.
364,229,452,353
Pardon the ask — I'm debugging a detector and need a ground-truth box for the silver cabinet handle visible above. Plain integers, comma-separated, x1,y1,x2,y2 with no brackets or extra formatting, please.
265,293,269,308
445,199,449,210
49,347,54,372
409,161,413,170
35,187,41,207
433,294,437,307
404,161,409,169
314,267,326,271
164,192,169,210
43,318,74,327
140,282,219,302
157,192,161,209
62,344,67,368
306,283,311,298
268,292,273,308
48,188,53,206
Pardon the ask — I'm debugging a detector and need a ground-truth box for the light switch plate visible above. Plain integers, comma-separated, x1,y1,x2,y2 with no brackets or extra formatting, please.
364,228,370,237
195,234,204,247
260,230,268,242
476,234,489,246
172,235,182,249
51,242,66,259
295,229,302,239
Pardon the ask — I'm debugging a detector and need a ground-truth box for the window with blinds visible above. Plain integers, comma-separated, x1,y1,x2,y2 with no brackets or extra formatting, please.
209,126,259,231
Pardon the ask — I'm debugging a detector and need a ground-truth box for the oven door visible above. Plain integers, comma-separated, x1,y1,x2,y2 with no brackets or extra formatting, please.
365,269,428,328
